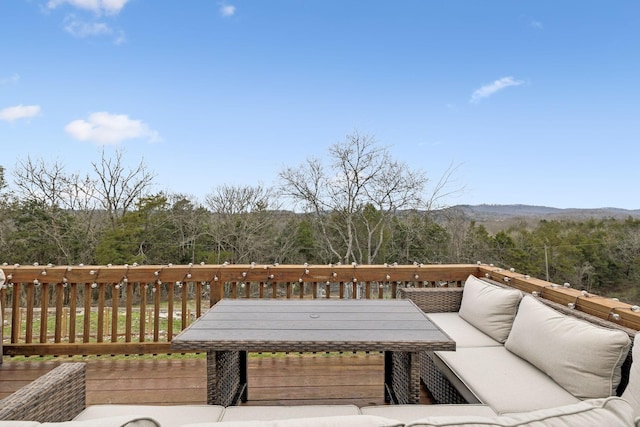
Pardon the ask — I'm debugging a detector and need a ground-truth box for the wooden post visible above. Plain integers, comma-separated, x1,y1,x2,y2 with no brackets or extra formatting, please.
210,282,223,306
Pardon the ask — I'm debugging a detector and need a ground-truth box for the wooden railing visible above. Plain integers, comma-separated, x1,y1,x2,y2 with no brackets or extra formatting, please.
1,263,639,358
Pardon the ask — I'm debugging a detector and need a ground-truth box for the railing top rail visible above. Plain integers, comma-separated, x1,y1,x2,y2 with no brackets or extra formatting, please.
480,265,640,331
2,263,480,284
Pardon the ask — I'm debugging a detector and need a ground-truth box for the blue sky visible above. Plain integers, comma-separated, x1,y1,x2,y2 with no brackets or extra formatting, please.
1,1,639,209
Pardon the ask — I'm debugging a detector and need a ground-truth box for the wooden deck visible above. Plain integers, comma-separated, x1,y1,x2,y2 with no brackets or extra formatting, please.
0,353,434,407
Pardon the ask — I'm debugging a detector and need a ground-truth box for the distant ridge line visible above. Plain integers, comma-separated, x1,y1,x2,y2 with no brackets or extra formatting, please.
445,204,640,220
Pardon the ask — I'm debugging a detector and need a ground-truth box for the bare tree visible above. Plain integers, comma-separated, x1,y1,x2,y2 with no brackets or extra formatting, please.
205,184,273,214
13,157,70,208
92,148,156,227
204,184,285,263
279,131,452,264
10,156,101,263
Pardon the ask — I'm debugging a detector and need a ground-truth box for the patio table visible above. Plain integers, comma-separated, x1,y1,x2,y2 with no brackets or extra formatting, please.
171,299,455,406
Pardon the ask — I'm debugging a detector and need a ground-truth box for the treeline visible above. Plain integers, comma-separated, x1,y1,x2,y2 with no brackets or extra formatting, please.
1,134,639,303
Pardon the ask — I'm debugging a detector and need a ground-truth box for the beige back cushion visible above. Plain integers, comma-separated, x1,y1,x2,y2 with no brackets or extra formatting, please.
457,275,523,343
505,296,631,399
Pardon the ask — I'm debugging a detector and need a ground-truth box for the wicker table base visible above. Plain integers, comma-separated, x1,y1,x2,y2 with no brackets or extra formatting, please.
206,349,421,406
206,351,247,406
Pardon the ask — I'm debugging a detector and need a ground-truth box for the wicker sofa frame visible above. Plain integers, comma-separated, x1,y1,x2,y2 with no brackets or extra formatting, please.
0,362,86,422
399,284,637,405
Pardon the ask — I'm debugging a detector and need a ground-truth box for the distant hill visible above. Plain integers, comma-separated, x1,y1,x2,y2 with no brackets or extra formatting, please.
434,204,640,233
450,204,640,220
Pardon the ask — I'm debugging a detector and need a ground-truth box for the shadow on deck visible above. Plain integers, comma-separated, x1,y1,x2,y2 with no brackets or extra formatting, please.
0,353,434,407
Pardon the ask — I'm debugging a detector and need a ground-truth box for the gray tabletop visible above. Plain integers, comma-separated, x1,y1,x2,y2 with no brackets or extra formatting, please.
171,299,455,353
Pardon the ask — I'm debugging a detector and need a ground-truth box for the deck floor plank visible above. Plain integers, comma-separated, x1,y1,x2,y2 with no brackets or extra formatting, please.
0,353,433,407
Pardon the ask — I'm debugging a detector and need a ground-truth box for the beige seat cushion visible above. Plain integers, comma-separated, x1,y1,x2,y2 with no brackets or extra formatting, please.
505,295,631,399
42,416,159,427
436,346,580,414
74,405,225,427
458,275,522,343
405,397,635,427
183,415,404,427
426,313,501,348
220,405,360,421
361,404,497,423
0,422,41,427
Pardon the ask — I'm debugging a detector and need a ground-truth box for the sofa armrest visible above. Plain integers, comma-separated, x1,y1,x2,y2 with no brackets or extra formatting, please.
0,362,86,422
399,287,464,313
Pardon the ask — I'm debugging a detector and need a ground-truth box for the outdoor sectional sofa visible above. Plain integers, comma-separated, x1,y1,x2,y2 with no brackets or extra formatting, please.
399,275,637,413
2,275,640,426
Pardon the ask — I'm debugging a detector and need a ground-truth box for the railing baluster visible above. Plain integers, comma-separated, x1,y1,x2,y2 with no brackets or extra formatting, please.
69,283,77,343
139,283,147,343
26,284,34,343
180,281,188,330
153,281,160,343
167,281,174,341
83,283,91,343
39,283,49,343
125,282,133,342
196,281,203,315
96,284,105,343
111,284,119,343
231,282,237,299
55,283,64,342
11,283,20,343
211,281,223,306
0,286,5,340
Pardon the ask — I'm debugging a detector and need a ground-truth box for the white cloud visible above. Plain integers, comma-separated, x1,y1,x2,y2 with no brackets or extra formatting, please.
220,4,236,17
47,0,130,15
64,17,112,37
470,77,524,104
63,15,126,44
65,112,160,145
0,105,41,122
